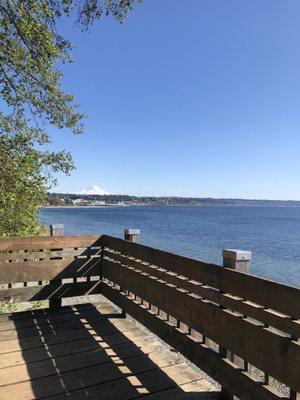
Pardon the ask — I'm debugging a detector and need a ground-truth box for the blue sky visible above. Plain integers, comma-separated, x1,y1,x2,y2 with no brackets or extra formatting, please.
48,0,299,199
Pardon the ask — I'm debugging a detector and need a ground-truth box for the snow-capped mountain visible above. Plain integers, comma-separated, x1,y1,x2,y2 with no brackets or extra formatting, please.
76,185,112,195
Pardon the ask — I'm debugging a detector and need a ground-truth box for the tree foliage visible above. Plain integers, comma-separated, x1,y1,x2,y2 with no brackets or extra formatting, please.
0,133,46,236
0,0,141,236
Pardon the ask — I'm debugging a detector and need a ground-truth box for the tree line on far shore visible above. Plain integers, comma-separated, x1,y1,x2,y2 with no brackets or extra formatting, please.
46,193,300,207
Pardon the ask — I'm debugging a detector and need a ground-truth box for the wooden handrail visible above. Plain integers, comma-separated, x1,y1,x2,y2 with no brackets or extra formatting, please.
0,234,102,251
102,235,300,318
0,233,299,400
101,235,300,400
0,234,103,304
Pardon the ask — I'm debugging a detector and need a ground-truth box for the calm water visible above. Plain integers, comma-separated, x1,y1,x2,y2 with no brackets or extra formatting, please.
39,205,300,287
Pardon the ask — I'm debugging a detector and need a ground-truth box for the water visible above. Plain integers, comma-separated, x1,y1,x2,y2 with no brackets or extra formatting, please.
39,205,300,287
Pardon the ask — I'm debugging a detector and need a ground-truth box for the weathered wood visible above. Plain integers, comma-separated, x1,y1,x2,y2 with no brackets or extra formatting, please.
0,304,116,332
0,326,150,368
102,259,300,391
0,247,101,262
141,380,220,400
50,224,64,236
29,362,208,400
0,301,99,321
0,314,139,353
102,235,300,318
221,249,251,400
0,257,101,285
104,250,300,337
0,337,165,386
0,310,136,343
124,228,140,243
101,283,287,400
0,235,102,251
222,249,251,273
0,233,298,400
0,280,102,303
0,300,217,400
49,223,64,309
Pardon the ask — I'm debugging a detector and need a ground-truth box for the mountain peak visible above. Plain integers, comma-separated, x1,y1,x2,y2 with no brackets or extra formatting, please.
76,185,111,195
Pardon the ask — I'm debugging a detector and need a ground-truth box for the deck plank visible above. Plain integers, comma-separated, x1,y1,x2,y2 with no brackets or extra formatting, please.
0,300,220,400
0,312,138,342
0,305,116,332
0,327,149,368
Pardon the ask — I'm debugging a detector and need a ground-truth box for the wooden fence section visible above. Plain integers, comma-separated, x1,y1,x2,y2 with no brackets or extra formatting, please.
0,235,103,304
101,235,300,400
0,233,299,400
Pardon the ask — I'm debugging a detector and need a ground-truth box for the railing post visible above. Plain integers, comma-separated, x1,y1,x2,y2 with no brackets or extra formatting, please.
121,229,140,317
221,249,252,400
124,229,140,243
50,224,64,236
222,249,251,273
49,224,64,309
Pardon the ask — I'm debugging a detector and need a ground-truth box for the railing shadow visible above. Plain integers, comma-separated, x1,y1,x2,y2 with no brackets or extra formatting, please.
25,243,103,304
0,303,220,399
0,239,220,399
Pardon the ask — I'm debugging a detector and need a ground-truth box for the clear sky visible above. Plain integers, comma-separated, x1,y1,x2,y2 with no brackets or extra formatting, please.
48,0,300,200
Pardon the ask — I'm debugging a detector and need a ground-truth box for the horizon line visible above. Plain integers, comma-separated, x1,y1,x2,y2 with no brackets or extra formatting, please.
48,192,300,202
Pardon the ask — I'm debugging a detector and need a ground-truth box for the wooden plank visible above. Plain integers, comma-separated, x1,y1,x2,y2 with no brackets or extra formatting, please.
0,348,187,400
141,380,220,400
0,305,116,332
0,314,102,342
0,257,101,284
0,280,102,303
102,283,288,400
40,363,209,400
0,301,105,322
0,235,102,251
104,250,300,338
0,327,150,368
0,300,115,322
0,311,136,343
102,259,300,391
0,318,139,354
0,247,101,262
102,235,300,318
0,297,217,400
0,336,165,386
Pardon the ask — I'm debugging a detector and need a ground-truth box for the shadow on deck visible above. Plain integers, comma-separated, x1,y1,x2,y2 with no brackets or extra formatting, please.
0,234,298,400
0,301,220,400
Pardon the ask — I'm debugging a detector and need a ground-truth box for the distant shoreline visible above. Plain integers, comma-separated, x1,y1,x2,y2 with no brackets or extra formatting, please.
44,205,124,209
43,203,300,209
46,193,300,208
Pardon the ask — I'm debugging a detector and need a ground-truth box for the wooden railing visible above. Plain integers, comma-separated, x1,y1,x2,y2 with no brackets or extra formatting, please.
0,235,103,306
0,234,299,400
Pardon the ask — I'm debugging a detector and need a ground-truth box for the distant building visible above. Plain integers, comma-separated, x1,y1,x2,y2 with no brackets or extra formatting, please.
72,199,85,205
90,200,106,206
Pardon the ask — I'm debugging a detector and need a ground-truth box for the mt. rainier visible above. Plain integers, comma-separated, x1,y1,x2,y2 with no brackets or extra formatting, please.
76,185,112,195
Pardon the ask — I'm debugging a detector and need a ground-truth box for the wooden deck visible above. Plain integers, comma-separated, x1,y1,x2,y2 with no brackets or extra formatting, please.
0,300,220,400
0,234,299,399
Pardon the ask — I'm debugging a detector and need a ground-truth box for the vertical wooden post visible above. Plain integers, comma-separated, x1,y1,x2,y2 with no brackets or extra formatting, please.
49,224,64,309
222,249,251,273
221,249,252,400
50,224,64,236
124,229,140,243
121,229,140,316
